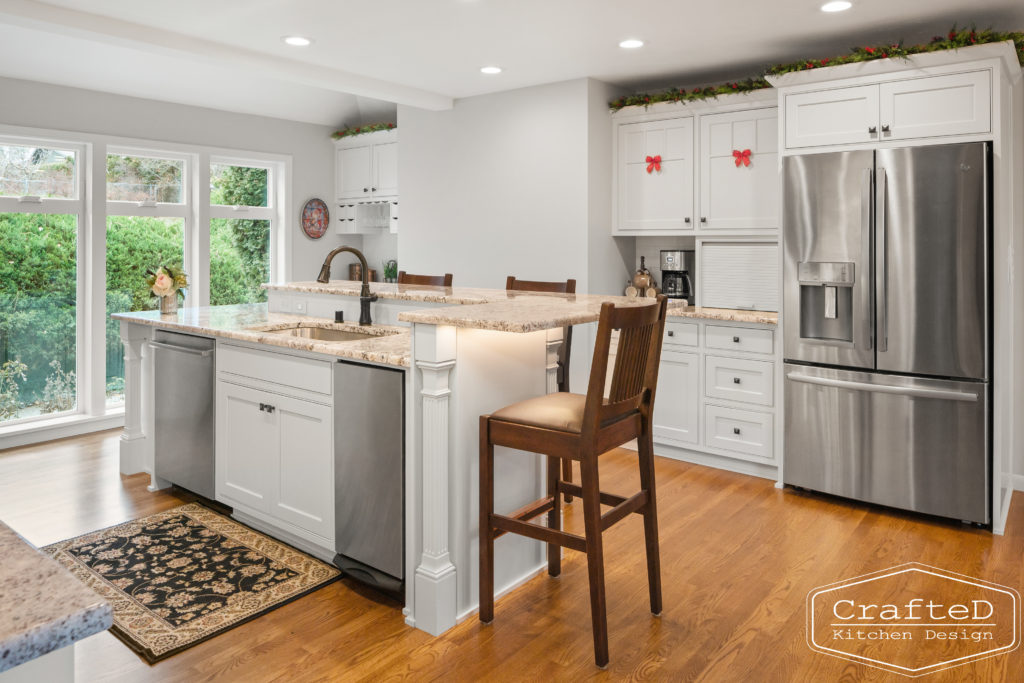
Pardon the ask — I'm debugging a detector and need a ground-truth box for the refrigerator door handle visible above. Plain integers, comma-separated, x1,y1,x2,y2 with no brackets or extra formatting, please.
876,167,888,353
862,168,874,351
785,371,979,402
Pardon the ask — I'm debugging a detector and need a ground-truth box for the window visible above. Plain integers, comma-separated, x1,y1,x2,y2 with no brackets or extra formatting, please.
107,153,184,204
0,139,82,424
209,160,275,305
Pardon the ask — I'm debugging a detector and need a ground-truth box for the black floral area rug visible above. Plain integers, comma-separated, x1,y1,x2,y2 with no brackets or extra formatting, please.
42,503,340,664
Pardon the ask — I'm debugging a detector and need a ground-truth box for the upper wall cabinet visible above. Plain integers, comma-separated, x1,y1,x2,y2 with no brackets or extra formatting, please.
334,129,398,201
699,108,779,231
612,91,780,236
616,118,694,231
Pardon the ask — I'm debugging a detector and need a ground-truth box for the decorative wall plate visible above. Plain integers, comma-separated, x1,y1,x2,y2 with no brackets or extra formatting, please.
301,198,330,239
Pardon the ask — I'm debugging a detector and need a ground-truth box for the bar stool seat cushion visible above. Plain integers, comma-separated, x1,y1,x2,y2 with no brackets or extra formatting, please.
490,392,587,433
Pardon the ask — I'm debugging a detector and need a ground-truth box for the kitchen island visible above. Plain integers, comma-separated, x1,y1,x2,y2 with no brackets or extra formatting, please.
114,284,770,638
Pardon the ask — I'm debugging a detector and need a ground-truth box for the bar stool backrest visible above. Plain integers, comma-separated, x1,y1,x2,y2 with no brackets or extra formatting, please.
505,276,576,294
397,271,453,287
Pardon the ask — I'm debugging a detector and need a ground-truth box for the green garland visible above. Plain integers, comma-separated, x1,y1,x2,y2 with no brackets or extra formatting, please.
610,25,1024,112
331,122,396,140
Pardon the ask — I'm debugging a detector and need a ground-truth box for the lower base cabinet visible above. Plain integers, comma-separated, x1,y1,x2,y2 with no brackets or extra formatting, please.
216,344,335,548
653,350,700,446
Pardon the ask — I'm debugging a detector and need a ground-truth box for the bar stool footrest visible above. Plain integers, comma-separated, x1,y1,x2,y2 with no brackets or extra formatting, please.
490,514,587,552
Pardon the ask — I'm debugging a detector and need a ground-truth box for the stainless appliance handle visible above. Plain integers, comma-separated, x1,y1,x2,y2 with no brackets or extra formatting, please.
786,372,978,402
147,340,213,358
862,168,873,351
876,167,888,353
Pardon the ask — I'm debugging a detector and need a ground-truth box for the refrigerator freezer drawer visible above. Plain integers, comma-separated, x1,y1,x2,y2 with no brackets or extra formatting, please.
783,364,988,524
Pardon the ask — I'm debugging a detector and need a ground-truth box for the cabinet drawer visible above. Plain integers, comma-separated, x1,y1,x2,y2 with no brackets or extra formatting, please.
705,325,774,355
218,344,332,396
705,355,774,406
704,404,774,460
663,321,698,347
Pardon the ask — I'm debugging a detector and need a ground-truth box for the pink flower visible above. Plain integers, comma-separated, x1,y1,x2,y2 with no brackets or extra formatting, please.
151,271,176,297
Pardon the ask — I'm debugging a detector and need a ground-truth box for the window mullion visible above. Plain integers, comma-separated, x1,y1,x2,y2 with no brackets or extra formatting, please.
193,152,211,307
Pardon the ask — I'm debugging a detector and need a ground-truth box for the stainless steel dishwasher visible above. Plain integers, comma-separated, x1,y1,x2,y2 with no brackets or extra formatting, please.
150,330,216,499
333,360,404,595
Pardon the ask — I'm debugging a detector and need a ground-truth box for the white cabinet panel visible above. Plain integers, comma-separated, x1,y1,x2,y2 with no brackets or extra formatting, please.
217,382,276,511
663,321,699,348
784,85,879,148
653,350,700,446
700,242,779,311
704,404,774,460
218,344,332,397
705,325,774,355
880,71,991,140
700,108,780,230
373,142,399,197
336,146,372,200
274,396,334,540
705,355,774,407
617,118,694,231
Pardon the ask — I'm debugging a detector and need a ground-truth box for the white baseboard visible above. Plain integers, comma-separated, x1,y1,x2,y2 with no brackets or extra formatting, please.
0,411,124,451
456,561,547,625
1010,474,1024,492
629,441,779,481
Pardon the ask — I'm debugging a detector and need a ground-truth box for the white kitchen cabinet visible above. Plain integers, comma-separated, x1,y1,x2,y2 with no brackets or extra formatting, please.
216,343,335,547
334,129,398,202
652,350,700,447
616,117,694,232
782,70,991,149
698,108,779,230
699,242,779,311
704,403,774,460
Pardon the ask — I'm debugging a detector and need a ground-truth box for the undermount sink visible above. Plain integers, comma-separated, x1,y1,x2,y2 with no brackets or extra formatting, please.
255,324,396,343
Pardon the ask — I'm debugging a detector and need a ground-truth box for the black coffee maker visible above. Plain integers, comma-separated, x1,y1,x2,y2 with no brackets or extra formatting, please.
660,250,694,303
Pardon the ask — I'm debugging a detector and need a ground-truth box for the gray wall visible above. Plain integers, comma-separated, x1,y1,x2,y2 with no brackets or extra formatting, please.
397,78,632,293
0,75,346,282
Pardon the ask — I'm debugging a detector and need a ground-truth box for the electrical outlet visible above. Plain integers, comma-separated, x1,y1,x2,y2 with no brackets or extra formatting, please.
294,301,307,313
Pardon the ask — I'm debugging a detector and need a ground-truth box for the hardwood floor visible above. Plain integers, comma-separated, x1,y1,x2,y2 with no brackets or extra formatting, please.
2,430,1022,681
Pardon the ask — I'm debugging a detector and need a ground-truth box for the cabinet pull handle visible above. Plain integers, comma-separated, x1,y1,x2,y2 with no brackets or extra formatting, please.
371,187,377,192
732,336,740,343
363,187,369,192
265,404,275,413
868,126,877,134
733,377,741,384
684,217,691,224
733,427,741,435
258,403,265,412
881,124,891,133
667,331,675,337
700,217,707,223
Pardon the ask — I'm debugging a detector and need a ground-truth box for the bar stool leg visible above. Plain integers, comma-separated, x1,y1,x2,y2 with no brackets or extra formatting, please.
546,454,562,577
479,416,495,624
562,459,574,503
579,451,609,668
637,425,663,616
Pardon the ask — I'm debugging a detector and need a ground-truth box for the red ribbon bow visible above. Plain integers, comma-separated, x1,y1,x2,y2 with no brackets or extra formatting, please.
645,155,662,173
733,149,752,167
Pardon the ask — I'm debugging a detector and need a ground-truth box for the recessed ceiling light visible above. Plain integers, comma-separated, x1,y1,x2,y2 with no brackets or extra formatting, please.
282,36,312,47
820,1,852,12
480,66,502,74
619,39,645,49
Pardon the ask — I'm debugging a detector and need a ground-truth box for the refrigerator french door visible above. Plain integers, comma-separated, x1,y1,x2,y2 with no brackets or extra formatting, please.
782,143,990,524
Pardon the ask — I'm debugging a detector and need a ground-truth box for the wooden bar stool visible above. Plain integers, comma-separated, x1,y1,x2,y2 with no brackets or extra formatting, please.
506,275,577,501
479,296,668,668
397,271,453,286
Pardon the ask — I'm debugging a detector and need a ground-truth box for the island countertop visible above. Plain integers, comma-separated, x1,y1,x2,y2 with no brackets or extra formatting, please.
0,522,112,673
112,304,411,368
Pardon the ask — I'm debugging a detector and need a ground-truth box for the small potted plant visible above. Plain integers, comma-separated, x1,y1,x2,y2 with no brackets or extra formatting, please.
147,265,188,314
382,259,398,283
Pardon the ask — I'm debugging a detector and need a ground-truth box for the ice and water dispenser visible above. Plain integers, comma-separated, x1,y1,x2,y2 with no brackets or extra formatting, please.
797,262,855,343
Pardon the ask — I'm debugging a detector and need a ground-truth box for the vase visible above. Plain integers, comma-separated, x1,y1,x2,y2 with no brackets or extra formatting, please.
160,295,178,315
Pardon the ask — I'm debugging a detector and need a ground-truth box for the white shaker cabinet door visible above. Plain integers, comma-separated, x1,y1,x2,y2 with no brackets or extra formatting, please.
336,145,372,200
784,85,879,148
879,71,991,140
699,108,779,231
273,395,334,541
216,381,277,512
373,141,399,197
652,350,700,447
617,117,694,231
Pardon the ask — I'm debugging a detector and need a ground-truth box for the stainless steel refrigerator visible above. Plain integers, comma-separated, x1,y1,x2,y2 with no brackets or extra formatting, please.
782,142,990,524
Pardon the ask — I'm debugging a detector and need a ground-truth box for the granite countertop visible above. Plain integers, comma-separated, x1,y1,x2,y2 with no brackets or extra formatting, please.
112,304,411,368
668,306,778,326
0,522,112,673
265,280,525,305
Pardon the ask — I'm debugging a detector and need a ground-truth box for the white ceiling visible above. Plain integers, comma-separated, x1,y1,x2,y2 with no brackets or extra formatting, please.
0,0,1022,127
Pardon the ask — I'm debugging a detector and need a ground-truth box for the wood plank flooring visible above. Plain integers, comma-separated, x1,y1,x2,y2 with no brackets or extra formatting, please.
1,430,1022,681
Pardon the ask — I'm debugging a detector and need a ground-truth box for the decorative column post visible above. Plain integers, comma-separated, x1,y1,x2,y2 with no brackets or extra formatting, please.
412,323,458,636
118,322,148,475
545,327,564,394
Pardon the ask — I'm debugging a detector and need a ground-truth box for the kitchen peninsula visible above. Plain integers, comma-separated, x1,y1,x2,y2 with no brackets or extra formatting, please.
113,282,767,638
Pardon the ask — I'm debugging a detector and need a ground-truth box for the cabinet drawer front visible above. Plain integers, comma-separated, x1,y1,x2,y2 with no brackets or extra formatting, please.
879,71,991,140
785,85,879,148
705,324,774,354
705,355,774,406
218,344,332,396
664,321,698,347
704,404,774,459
